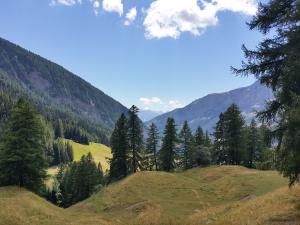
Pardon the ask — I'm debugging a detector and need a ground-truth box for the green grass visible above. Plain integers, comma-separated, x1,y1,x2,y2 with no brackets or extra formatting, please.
4,166,299,225
70,140,111,171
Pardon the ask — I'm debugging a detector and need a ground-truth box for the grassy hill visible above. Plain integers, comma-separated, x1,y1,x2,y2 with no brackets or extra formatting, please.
70,140,111,171
3,166,300,225
47,140,111,187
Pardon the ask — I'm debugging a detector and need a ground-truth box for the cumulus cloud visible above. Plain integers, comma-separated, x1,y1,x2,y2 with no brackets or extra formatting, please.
93,0,100,16
102,0,123,16
139,97,184,111
169,100,185,109
143,0,258,39
124,7,137,25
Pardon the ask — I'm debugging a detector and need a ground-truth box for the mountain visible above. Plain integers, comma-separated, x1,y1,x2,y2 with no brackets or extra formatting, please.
146,81,274,134
138,109,165,122
0,37,128,143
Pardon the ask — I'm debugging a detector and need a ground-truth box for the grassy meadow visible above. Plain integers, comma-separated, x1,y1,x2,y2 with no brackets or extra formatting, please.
5,165,300,224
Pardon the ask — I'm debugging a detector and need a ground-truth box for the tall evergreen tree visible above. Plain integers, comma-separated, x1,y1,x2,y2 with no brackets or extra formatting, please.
127,105,144,173
194,126,205,147
203,130,211,147
247,119,260,168
223,103,246,165
178,121,194,170
212,112,226,164
159,117,179,172
213,104,246,165
0,97,49,193
231,0,300,185
109,113,128,181
145,122,160,171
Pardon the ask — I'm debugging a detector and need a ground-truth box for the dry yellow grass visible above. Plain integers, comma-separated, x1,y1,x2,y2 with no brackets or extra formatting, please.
1,166,299,225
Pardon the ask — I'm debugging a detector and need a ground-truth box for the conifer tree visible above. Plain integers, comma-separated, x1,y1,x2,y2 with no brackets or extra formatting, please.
127,105,144,173
231,0,300,185
213,104,246,165
194,126,205,146
223,103,246,165
178,121,194,170
145,122,160,171
212,112,226,164
159,117,179,172
109,113,128,181
0,97,49,193
247,119,260,168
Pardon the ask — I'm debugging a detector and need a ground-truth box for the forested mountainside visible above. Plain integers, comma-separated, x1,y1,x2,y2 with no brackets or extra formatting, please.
0,37,128,144
146,81,274,134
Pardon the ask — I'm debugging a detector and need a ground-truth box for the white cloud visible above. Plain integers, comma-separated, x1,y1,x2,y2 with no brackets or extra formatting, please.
140,97,163,106
49,0,82,6
58,0,76,6
124,7,137,25
169,100,184,109
139,97,185,111
102,0,123,16
143,0,258,39
93,0,100,16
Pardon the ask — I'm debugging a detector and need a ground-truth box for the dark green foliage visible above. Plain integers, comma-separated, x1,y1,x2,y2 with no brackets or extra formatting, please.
212,113,227,164
54,152,103,207
193,145,212,167
231,0,300,185
127,105,144,173
0,98,49,193
204,130,212,147
178,121,195,170
145,123,160,171
109,113,129,181
54,119,64,139
51,138,74,166
246,119,261,168
158,117,179,172
213,104,246,165
194,126,205,146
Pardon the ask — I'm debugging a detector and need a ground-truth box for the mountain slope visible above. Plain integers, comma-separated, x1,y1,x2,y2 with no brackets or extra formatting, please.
0,37,128,142
146,81,273,133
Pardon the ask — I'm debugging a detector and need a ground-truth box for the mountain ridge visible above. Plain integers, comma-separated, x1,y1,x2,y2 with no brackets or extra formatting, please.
146,81,274,133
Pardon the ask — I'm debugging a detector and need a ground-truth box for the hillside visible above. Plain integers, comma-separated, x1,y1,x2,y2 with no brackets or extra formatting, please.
146,81,273,133
0,37,128,143
1,166,299,225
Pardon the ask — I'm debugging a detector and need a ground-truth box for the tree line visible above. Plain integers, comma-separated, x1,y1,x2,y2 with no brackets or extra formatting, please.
108,104,275,182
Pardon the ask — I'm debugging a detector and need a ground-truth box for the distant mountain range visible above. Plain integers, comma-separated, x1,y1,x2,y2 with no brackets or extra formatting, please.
138,109,165,122
145,81,274,134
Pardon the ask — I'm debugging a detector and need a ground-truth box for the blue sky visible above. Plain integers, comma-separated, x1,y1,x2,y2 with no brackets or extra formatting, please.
0,0,266,112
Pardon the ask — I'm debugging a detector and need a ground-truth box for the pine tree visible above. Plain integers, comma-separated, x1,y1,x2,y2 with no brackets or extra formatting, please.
212,112,226,164
231,0,300,185
159,117,179,172
127,105,144,173
0,97,49,193
178,121,194,170
194,126,205,147
213,104,246,165
204,130,211,147
145,122,160,171
109,113,128,181
247,119,260,168
223,103,246,165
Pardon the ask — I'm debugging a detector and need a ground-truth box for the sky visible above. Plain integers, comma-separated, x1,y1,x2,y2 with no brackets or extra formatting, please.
0,0,267,112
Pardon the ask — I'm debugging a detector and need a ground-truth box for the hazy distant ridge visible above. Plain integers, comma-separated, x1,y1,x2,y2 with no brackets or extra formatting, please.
146,81,273,133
